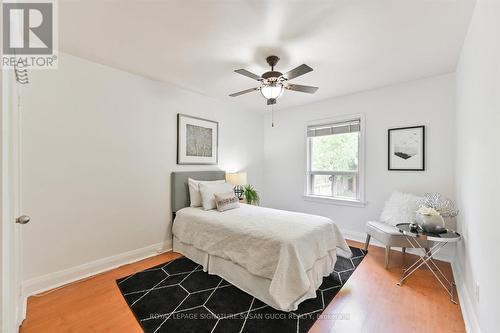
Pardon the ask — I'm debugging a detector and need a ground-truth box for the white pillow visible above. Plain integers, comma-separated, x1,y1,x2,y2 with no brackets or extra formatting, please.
188,178,225,207
380,191,422,226
199,182,235,210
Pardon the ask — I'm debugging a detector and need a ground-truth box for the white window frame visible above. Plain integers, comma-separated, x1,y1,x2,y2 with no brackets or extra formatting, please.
304,113,366,207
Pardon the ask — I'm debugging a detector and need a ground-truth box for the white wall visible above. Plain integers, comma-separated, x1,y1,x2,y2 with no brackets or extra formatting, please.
20,53,264,285
263,74,456,240
455,0,500,332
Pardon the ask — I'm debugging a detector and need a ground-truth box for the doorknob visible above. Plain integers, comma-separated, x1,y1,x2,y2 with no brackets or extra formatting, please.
16,215,30,224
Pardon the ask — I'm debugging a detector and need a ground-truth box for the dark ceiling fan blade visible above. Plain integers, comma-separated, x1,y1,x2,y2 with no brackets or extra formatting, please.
229,87,259,97
234,69,262,81
286,83,319,94
281,64,313,80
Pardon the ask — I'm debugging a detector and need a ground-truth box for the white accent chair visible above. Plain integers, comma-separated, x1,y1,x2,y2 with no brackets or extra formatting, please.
364,191,433,269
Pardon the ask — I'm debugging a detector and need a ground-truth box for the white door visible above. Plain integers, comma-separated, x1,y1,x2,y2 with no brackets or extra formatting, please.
2,68,26,332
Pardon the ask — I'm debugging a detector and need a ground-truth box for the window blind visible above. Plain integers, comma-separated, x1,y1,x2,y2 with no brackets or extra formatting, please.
307,119,360,137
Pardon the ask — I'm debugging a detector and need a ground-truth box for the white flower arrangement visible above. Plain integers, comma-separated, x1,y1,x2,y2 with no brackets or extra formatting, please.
417,193,459,218
416,206,441,216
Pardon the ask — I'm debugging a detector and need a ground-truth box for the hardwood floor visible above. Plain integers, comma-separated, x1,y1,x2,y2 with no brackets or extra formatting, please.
20,240,465,333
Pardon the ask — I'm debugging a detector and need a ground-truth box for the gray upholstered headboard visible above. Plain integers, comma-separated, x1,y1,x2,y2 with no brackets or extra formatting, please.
171,171,226,213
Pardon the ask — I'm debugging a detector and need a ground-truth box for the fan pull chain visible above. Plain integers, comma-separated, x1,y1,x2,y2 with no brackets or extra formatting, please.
271,104,275,127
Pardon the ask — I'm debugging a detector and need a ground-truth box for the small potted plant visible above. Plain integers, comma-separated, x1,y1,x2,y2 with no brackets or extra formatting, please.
243,185,260,205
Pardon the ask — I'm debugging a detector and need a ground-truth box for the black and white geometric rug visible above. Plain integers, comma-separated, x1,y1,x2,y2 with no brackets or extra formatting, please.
116,246,366,333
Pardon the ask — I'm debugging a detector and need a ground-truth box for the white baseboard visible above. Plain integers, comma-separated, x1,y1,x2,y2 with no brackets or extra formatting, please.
451,260,481,333
21,240,172,307
341,228,379,246
340,228,453,262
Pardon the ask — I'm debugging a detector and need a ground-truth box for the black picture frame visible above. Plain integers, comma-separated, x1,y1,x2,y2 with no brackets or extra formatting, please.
388,125,425,171
177,113,219,165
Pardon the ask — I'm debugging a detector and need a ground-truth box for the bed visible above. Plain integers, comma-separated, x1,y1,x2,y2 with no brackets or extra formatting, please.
171,171,351,312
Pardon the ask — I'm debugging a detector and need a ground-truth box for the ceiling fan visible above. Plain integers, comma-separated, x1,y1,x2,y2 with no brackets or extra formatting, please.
229,55,318,105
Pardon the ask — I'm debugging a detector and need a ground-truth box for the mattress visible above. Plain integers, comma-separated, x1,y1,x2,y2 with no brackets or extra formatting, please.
172,204,351,311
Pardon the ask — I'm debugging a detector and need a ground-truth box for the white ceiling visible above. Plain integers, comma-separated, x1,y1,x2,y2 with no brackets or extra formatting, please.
59,0,474,111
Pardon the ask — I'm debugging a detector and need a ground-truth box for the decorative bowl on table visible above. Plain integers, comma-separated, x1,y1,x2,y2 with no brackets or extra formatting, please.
415,211,446,233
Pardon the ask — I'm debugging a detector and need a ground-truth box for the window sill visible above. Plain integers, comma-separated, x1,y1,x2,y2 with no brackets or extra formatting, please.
303,195,367,207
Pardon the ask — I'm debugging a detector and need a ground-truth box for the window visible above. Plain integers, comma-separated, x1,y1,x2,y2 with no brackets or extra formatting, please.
306,116,364,204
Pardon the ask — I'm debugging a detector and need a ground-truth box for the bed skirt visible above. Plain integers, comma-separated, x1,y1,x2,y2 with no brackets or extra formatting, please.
173,236,339,312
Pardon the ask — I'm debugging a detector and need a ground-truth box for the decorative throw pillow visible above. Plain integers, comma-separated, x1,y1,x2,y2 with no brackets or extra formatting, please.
199,182,234,210
188,178,225,207
214,192,240,212
380,191,422,226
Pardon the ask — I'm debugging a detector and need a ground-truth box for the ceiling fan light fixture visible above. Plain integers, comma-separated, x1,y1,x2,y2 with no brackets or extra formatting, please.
260,83,284,100
229,55,317,105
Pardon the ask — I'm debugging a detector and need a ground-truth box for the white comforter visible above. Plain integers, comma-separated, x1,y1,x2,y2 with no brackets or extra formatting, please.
172,204,351,310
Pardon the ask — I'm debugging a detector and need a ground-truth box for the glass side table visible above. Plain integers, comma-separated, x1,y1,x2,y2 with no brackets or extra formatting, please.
395,223,461,304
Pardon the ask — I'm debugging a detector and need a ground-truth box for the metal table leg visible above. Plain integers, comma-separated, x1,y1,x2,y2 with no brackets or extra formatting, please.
396,236,457,304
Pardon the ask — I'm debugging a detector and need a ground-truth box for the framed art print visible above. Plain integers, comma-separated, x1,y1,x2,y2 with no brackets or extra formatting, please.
388,125,425,171
177,114,218,165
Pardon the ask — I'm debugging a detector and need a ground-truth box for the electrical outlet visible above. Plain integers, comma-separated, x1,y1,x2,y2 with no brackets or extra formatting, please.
475,283,480,302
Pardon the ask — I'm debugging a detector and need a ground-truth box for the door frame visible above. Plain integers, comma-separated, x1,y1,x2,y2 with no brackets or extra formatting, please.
1,67,24,332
